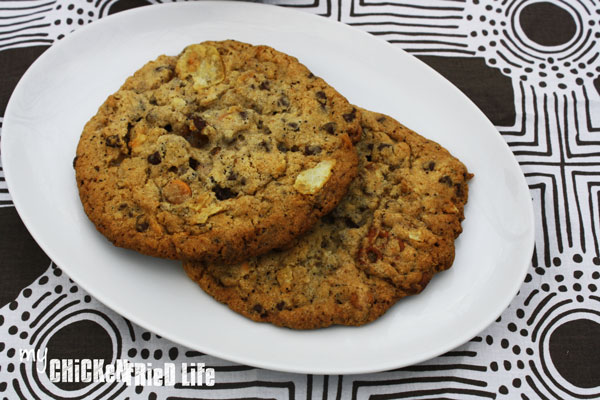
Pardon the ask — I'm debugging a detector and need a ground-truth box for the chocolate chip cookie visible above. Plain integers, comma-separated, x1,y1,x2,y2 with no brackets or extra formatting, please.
75,40,360,262
183,108,472,329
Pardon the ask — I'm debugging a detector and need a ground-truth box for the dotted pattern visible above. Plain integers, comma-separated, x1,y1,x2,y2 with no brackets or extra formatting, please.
460,0,600,92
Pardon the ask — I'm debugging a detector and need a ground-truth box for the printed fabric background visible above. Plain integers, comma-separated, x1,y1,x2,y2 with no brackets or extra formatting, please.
1,0,599,399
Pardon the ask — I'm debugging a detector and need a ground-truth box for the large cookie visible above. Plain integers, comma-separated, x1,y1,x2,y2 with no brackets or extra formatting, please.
184,109,472,329
75,40,360,262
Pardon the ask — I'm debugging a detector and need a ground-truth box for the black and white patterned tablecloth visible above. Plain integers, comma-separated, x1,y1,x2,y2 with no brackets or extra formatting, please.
1,1,599,399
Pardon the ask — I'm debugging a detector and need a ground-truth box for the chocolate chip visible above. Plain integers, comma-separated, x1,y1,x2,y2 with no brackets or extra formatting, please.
259,81,270,90
135,216,149,232
192,116,206,131
287,122,299,131
183,132,209,148
189,157,199,170
378,143,392,151
257,120,263,129
253,304,264,314
263,126,272,135
321,122,336,135
344,217,360,229
227,171,237,181
108,153,127,167
168,166,178,173
367,250,378,263
276,301,286,311
118,203,128,210
343,108,357,122
290,145,300,152
72,156,78,169
455,183,464,198
308,72,315,79
277,95,290,108
164,124,173,132
149,98,158,106
239,111,248,120
321,239,329,249
376,116,386,123
277,143,288,153
304,145,322,155
147,151,161,165
210,147,221,155
315,91,327,108
365,155,372,162
439,176,453,186
424,161,435,171
258,141,271,152
213,184,237,200
105,135,121,147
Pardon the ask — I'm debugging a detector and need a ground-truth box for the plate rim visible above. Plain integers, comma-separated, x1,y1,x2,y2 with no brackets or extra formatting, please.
1,0,535,374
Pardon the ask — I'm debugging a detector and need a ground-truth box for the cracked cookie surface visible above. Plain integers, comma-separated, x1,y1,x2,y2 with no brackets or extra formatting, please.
184,108,473,329
75,40,360,262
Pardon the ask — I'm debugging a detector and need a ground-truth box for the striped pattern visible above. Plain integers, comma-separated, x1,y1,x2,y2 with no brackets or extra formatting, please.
0,119,13,207
0,1,55,50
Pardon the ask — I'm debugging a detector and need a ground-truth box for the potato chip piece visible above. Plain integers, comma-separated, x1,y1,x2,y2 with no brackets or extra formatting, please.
294,160,336,195
176,44,225,89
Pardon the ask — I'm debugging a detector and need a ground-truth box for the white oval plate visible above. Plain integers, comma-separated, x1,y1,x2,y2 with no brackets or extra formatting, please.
2,1,534,374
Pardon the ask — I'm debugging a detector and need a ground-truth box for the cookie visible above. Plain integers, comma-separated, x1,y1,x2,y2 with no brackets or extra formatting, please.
183,108,473,329
75,40,360,262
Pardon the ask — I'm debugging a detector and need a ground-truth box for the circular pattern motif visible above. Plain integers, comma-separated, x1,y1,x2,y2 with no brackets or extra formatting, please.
549,318,600,388
45,320,113,391
519,2,577,46
463,0,600,90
